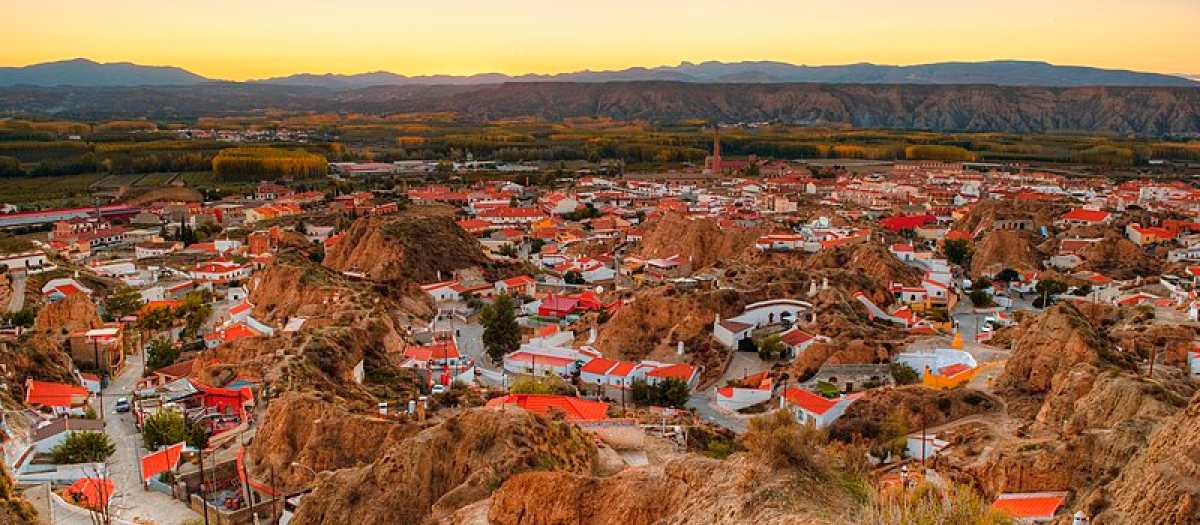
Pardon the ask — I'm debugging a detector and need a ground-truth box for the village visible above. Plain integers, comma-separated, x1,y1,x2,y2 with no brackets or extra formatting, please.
2,128,1200,524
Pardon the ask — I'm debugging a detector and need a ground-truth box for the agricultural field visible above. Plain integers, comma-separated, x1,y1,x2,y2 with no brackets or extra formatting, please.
134,172,178,187
0,173,108,206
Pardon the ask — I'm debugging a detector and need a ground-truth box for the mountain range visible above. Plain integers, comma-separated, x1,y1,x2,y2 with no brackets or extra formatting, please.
3,82,1199,136
0,58,1196,88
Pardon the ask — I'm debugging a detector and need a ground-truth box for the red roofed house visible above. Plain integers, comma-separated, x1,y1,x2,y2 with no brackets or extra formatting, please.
401,338,462,369
1057,208,1111,228
645,363,698,388
25,378,91,416
486,394,609,421
495,275,537,297
880,214,936,233
989,492,1069,523
538,295,579,318
203,323,261,348
779,387,859,428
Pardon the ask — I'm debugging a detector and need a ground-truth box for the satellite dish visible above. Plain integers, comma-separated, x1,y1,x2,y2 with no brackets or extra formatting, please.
595,286,604,294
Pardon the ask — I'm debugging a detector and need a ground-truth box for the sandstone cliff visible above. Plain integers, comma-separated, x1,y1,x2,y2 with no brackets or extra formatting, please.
637,212,766,269
247,392,418,491
289,407,597,525
322,208,496,286
484,455,855,525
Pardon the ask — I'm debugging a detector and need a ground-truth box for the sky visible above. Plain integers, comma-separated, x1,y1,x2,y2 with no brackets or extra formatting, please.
2,0,1198,80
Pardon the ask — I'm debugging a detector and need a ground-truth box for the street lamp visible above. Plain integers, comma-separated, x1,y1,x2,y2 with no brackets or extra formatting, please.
290,462,318,479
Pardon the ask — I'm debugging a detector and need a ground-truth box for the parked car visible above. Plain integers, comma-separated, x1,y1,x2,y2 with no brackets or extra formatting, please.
114,398,131,413
431,384,448,395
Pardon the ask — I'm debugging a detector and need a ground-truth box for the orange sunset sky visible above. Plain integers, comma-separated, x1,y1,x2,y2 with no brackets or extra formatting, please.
2,0,1197,80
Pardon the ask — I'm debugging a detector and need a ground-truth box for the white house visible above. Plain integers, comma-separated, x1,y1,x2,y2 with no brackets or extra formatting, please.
894,348,978,378
0,251,49,271
713,299,814,349
422,281,462,302
495,276,537,297
779,388,859,428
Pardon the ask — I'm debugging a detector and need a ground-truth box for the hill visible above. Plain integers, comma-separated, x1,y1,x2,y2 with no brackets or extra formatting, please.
257,59,1198,88
0,58,210,87
5,82,1198,135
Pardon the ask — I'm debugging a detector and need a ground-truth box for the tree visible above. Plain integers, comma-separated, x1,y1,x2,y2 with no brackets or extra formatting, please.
481,294,521,364
497,243,518,258
864,482,1017,525
145,337,180,372
50,431,115,464
103,286,143,320
969,289,994,308
563,270,585,285
872,409,910,461
758,334,785,360
995,268,1020,283
890,362,920,385
943,239,971,266
142,410,207,450
629,378,690,408
1034,279,1068,307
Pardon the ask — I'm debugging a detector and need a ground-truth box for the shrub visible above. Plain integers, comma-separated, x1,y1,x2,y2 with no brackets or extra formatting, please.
50,431,115,464
743,410,828,472
890,363,920,385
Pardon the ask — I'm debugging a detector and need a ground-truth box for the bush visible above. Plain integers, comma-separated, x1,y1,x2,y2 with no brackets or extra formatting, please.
629,378,690,408
743,410,828,472
969,289,994,307
890,363,920,385
50,431,115,464
143,410,207,450
863,482,1017,524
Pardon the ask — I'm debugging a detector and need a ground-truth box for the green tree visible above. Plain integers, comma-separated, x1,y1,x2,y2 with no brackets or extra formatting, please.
629,378,690,408
1034,279,1068,307
995,268,1020,283
50,431,115,464
103,286,143,320
890,362,920,385
942,239,971,266
145,337,180,372
142,410,207,450
563,270,585,285
969,289,994,307
758,334,785,360
481,294,521,364
497,243,518,258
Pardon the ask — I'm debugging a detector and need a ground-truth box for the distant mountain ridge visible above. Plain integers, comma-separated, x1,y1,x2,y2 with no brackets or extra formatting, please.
0,58,209,87
256,60,1198,88
1,58,1196,88
3,82,1199,136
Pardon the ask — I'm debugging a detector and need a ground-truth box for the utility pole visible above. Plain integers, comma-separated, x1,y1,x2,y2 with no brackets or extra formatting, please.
199,449,210,525
92,337,104,419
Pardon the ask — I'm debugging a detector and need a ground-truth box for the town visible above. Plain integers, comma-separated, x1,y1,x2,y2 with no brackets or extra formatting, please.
1,116,1198,525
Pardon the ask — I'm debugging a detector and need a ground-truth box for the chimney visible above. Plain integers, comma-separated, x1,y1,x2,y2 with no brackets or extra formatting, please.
712,125,721,173
1073,512,1089,525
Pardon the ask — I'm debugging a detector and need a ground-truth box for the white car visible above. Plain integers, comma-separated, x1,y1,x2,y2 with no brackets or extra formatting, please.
431,384,448,395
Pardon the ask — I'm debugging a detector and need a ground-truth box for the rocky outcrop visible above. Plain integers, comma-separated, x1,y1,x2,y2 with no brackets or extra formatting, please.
970,230,1044,276
1074,235,1160,280
247,392,417,491
323,209,494,285
803,243,923,289
290,407,597,525
828,386,1000,442
486,455,854,525
995,305,1118,397
637,212,766,269
1090,392,1200,524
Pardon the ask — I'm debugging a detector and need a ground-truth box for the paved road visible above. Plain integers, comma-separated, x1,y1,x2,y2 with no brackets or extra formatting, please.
102,349,202,525
686,389,748,433
7,270,25,313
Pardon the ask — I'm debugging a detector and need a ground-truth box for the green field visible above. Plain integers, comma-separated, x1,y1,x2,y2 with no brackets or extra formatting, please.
0,173,108,205
134,172,177,187
94,173,147,188
178,172,216,186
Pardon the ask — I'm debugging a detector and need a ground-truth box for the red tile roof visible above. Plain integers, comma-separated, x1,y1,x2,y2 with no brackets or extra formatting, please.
580,357,618,374
25,381,88,408
485,394,609,421
782,388,839,415
645,363,696,382
1060,208,1109,222
990,492,1068,520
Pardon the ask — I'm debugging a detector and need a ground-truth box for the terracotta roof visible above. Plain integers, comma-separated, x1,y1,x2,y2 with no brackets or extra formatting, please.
990,492,1068,520
1060,208,1109,222
645,363,696,381
26,381,88,408
718,320,753,333
779,328,815,347
580,357,618,375
782,388,840,415
938,363,972,377
404,340,460,361
485,394,609,421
